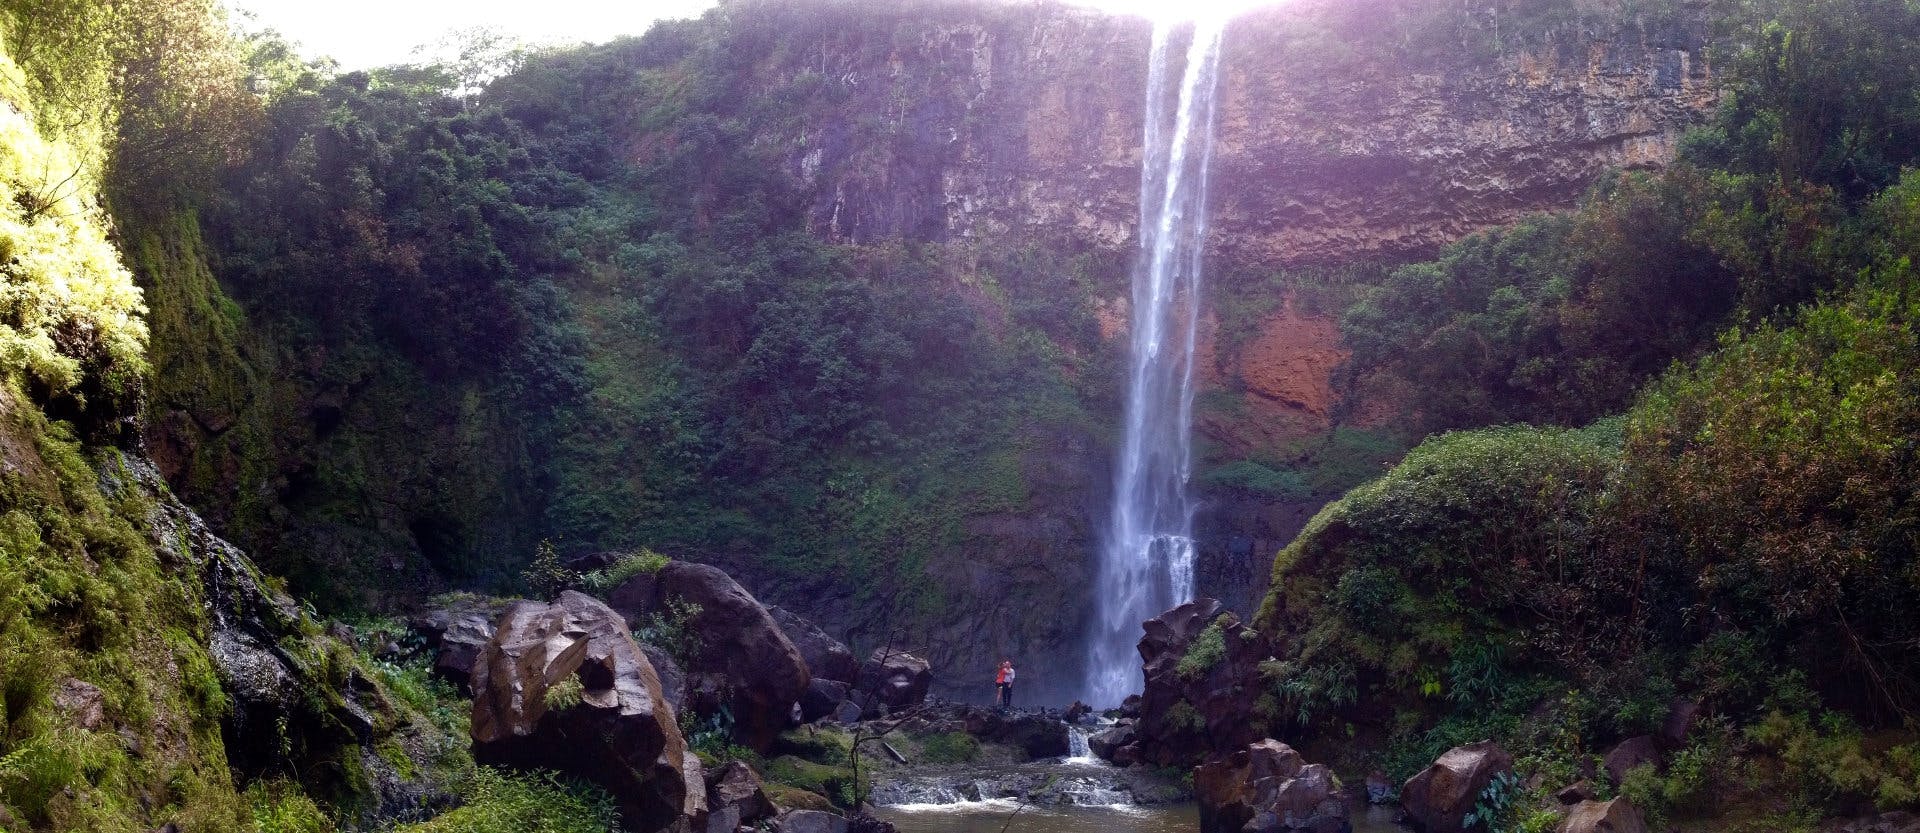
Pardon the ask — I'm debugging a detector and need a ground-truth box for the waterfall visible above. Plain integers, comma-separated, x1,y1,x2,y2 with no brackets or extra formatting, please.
1085,14,1229,706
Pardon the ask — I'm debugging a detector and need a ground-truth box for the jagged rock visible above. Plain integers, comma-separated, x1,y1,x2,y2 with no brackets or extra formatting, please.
858,647,932,711
1133,598,1269,766
1401,741,1513,833
1603,736,1660,786
1089,723,1135,761
611,561,811,751
778,809,850,833
410,596,513,694
802,678,851,722
704,805,741,833
54,678,106,730
1063,701,1092,722
770,606,859,685
1559,797,1648,833
1556,779,1598,805
1195,740,1348,833
471,591,690,832
708,760,774,822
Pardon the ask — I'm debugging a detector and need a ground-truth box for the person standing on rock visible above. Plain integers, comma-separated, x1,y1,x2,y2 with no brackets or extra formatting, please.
995,660,1016,708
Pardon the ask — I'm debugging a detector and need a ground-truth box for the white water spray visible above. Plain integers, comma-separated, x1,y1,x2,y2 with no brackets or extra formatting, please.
1085,15,1229,706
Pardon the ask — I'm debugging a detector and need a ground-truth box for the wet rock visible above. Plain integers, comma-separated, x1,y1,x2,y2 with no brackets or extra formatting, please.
771,606,859,685
708,760,774,822
1559,797,1648,833
1063,701,1092,723
1089,723,1135,760
1603,736,1660,786
410,596,513,694
1401,741,1513,833
1133,598,1269,766
611,561,811,751
779,809,850,833
1195,740,1347,833
802,678,851,723
54,678,106,730
471,591,690,832
858,647,932,711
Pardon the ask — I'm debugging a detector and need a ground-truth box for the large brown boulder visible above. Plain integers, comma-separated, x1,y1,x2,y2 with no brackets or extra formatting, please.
1133,598,1270,766
1603,736,1660,786
611,561,811,751
1401,741,1514,833
1559,797,1648,833
858,647,932,711
471,591,691,831
770,606,859,685
1196,740,1348,833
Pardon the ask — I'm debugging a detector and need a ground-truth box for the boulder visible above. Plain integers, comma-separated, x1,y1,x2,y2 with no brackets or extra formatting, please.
778,809,850,833
858,647,932,711
1063,701,1092,723
1133,598,1270,766
1088,723,1136,761
1603,736,1661,786
471,591,690,832
410,596,516,694
611,561,811,751
1195,740,1348,833
960,708,1069,759
835,700,864,726
708,760,774,822
770,606,859,685
641,642,688,712
1401,741,1513,833
1559,797,1648,833
1111,743,1142,766
1556,779,1598,805
802,678,851,723
1660,700,1700,748
54,678,106,730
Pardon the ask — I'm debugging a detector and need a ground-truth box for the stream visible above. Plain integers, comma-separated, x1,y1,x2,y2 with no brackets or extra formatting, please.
872,725,1406,833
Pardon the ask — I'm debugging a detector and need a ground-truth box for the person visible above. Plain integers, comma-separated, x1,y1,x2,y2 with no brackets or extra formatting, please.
995,660,1016,708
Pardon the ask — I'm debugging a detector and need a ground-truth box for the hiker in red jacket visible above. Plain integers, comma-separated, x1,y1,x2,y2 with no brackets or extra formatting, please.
995,660,1016,708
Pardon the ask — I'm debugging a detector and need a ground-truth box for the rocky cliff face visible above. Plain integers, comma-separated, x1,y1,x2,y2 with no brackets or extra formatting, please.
697,0,1715,695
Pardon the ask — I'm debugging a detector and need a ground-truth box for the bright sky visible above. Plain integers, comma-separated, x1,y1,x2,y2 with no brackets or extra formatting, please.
225,0,1278,70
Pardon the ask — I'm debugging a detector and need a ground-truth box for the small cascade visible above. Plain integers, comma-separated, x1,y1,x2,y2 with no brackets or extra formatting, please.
1065,724,1096,765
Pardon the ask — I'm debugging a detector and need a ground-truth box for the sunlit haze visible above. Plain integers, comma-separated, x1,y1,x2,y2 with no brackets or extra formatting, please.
227,0,1280,70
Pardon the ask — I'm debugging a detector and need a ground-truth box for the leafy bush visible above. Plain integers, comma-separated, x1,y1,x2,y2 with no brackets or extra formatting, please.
574,549,668,596
1177,618,1230,680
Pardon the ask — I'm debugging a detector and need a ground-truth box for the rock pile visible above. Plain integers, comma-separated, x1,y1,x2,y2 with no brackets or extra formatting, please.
1195,740,1348,833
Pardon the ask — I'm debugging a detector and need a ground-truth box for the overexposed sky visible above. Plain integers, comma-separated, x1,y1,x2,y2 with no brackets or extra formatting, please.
225,0,1275,70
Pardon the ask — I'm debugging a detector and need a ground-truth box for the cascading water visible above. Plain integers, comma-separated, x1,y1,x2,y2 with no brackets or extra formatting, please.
1085,14,1230,707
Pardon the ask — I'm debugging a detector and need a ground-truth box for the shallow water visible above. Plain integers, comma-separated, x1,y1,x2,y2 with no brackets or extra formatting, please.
878,801,1404,833
877,802,1199,833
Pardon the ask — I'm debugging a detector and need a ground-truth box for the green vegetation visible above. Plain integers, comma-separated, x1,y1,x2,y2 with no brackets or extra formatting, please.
393,768,617,833
1176,617,1230,680
917,731,981,765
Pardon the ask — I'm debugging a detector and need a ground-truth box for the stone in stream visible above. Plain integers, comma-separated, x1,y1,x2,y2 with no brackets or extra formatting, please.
1400,740,1514,833
1088,723,1135,760
1195,740,1347,833
610,560,811,751
470,591,691,831
1559,797,1648,833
